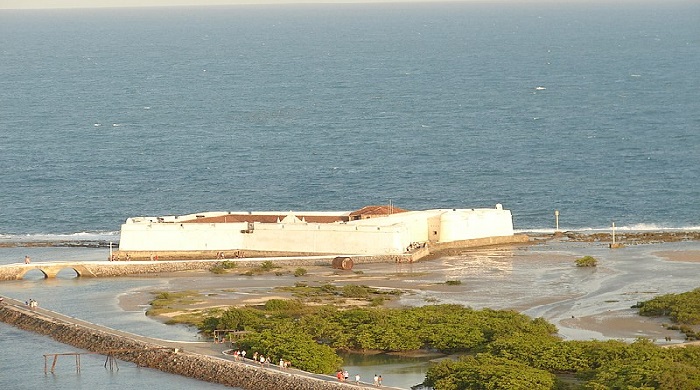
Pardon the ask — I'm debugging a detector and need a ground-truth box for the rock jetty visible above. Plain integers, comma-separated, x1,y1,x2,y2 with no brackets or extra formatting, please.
0,301,373,389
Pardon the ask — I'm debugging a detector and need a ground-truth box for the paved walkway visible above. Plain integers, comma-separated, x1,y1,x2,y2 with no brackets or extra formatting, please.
0,295,402,389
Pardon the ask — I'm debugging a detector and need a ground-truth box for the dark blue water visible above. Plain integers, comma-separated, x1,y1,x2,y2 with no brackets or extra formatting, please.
0,3,699,389
1,2,698,239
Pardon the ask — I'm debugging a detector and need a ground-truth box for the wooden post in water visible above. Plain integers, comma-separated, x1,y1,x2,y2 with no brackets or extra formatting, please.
44,353,82,374
104,354,118,371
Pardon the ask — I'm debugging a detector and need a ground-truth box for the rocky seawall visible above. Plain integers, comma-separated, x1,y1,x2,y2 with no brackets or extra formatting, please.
0,301,370,390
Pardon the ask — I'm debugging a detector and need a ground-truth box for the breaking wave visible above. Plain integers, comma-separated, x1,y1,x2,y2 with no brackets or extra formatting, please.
516,224,700,235
0,231,120,245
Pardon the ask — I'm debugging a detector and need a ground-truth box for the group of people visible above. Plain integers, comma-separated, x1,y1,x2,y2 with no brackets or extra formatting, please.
26,299,38,309
108,254,131,261
229,350,292,370
405,241,427,253
229,348,384,386
336,370,383,386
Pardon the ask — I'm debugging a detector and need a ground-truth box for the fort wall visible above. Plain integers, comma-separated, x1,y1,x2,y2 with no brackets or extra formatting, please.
119,206,516,256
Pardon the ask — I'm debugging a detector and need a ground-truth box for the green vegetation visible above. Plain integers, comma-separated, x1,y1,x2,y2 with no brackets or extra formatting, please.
150,284,700,388
294,267,307,277
209,260,238,274
259,260,278,271
196,299,700,388
635,287,700,340
428,337,700,389
263,298,304,312
424,354,556,390
274,283,402,305
200,303,556,374
575,255,598,267
147,290,202,316
241,260,282,276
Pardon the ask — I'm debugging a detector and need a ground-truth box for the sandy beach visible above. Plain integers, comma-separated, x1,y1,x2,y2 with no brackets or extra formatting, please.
118,237,700,345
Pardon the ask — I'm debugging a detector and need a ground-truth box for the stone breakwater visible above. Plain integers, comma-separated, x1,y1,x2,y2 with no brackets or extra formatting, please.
0,301,373,390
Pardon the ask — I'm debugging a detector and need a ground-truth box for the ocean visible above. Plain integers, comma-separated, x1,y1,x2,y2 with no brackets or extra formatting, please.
0,2,699,389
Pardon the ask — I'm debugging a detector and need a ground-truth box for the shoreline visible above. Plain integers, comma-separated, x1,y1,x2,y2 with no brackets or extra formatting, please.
0,299,380,390
2,234,700,389
115,238,700,347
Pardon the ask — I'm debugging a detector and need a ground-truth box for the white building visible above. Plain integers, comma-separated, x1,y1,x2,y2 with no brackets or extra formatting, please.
118,204,515,256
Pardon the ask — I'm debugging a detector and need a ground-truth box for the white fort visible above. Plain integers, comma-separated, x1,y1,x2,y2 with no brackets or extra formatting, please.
119,204,516,256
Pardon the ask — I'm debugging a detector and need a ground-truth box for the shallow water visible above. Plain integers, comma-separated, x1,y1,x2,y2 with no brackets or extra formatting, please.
2,241,700,389
394,240,700,342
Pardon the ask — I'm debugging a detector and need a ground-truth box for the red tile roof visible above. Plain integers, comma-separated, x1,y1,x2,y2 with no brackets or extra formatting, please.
349,205,408,216
179,205,409,224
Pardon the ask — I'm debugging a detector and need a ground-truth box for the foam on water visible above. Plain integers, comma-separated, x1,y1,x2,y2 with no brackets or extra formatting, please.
0,231,120,243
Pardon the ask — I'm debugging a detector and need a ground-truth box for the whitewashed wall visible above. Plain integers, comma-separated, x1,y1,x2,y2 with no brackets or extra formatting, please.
439,207,514,242
119,222,249,251
120,220,408,254
119,207,514,255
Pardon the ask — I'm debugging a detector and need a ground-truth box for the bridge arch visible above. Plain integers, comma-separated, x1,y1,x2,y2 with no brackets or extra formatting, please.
54,267,82,279
16,265,84,280
19,268,50,280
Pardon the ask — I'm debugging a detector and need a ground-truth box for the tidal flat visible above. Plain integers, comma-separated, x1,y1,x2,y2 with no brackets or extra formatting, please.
121,237,700,345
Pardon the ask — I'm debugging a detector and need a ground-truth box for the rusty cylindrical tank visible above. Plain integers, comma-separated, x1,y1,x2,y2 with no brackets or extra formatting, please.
331,256,354,270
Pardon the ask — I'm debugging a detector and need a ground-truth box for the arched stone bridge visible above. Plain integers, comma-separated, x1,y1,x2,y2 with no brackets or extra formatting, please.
1,262,95,279
0,255,353,281
0,260,222,281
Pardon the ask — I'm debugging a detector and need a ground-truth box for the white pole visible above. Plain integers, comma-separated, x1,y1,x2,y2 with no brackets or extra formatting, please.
554,210,559,232
612,222,616,245
109,242,113,261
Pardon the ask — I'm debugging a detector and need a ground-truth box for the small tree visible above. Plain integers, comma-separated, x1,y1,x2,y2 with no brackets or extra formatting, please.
576,256,598,267
294,268,307,277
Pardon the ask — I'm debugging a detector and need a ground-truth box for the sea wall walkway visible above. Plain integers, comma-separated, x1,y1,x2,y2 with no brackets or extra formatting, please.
0,297,399,390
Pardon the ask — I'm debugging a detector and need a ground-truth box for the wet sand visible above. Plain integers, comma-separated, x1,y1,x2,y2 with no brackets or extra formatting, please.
119,238,700,345
654,250,700,263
